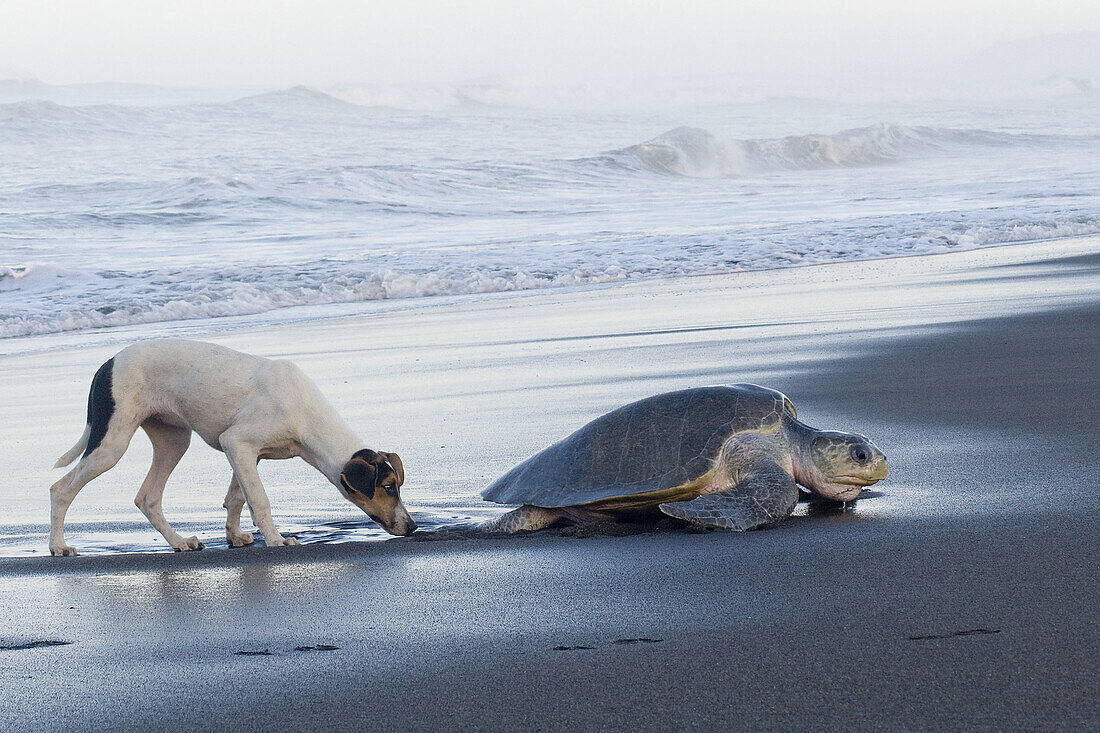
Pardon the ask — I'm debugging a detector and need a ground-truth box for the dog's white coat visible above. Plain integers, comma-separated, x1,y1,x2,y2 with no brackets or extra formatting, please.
50,339,410,556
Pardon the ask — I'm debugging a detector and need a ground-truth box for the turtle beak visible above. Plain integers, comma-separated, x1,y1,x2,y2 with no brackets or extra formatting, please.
869,449,888,482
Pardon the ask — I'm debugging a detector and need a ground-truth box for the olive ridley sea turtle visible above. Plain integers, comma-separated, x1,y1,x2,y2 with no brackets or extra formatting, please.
479,385,888,533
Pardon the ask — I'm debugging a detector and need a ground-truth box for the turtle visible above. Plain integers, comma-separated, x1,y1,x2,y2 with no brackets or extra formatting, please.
479,384,888,533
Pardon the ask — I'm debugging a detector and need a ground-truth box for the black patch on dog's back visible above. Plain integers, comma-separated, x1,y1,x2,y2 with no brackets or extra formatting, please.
83,358,115,458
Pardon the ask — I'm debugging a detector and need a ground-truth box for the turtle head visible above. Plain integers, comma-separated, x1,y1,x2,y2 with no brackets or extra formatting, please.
339,449,417,536
794,430,888,502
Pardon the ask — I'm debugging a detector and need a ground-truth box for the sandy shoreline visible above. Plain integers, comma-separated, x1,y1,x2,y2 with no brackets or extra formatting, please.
1,238,1098,729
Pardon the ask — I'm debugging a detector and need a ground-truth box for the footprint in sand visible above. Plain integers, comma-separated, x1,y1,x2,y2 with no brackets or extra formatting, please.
908,628,1002,641
553,638,664,651
236,644,341,656
0,640,72,651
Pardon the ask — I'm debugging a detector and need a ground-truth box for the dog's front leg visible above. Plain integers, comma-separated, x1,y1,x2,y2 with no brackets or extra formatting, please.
220,435,299,548
222,476,255,547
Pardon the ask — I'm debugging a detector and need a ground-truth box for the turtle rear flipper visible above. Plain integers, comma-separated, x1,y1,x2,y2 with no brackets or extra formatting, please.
659,461,798,531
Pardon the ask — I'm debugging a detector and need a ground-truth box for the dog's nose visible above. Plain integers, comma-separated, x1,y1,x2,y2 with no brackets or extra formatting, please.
404,520,417,535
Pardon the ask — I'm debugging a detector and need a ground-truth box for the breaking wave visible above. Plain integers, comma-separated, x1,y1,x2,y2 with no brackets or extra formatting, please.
618,123,1083,177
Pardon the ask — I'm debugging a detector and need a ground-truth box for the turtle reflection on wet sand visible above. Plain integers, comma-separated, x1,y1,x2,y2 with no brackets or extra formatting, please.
478,385,888,533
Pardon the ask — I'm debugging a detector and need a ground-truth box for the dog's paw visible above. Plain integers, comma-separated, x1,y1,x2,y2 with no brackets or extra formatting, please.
172,536,205,552
49,544,78,557
283,537,301,547
226,530,255,548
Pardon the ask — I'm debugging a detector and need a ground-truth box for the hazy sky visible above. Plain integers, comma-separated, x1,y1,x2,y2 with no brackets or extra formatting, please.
2,1,1098,87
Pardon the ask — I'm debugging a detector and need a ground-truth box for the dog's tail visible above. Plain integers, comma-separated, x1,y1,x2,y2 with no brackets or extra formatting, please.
54,425,90,468
54,358,115,468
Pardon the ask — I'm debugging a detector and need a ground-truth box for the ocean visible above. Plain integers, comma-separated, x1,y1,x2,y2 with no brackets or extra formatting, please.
3,82,1098,346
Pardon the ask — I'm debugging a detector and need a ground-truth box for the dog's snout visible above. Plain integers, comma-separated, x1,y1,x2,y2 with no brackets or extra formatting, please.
403,519,417,535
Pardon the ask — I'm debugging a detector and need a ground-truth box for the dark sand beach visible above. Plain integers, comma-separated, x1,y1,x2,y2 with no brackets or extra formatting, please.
1,241,1098,730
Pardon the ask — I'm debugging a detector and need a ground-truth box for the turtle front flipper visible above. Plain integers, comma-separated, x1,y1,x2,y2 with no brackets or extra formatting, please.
659,460,798,531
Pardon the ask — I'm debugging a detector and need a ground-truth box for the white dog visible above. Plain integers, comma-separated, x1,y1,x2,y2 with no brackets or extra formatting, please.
50,339,415,556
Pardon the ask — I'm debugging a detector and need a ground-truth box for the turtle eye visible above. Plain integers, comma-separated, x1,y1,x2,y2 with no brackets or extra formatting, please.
850,445,871,464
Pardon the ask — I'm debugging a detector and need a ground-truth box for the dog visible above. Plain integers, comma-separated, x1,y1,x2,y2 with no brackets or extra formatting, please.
50,339,415,556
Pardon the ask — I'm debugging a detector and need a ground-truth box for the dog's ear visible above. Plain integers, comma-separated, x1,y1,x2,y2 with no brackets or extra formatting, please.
384,452,404,486
342,453,378,494
351,448,382,464
348,449,403,489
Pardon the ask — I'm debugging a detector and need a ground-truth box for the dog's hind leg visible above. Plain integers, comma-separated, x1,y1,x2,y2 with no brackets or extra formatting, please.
49,468,84,557
135,419,201,552
222,476,255,547
49,419,139,557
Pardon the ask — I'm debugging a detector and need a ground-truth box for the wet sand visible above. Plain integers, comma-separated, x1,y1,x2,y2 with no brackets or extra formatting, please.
1,239,1098,730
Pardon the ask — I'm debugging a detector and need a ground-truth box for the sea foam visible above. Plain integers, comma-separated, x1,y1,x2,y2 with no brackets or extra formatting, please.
5,213,1099,340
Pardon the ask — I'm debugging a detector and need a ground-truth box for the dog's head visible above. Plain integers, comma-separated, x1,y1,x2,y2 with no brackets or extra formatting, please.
339,449,416,536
